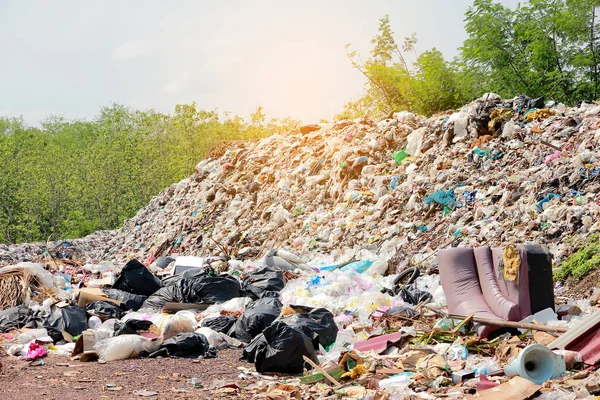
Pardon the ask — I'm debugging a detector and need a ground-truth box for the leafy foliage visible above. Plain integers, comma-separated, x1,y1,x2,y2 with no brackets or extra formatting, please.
342,1,600,119
462,0,600,103
0,105,295,243
555,234,600,281
340,16,477,119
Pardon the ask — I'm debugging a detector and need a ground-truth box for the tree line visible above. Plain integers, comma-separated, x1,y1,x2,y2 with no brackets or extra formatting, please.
0,104,294,243
2,0,599,244
339,0,600,118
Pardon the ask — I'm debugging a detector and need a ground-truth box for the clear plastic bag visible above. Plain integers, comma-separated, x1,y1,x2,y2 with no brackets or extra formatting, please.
94,335,163,361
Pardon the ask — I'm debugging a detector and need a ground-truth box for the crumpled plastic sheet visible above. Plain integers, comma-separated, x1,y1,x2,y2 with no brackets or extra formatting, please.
26,342,47,360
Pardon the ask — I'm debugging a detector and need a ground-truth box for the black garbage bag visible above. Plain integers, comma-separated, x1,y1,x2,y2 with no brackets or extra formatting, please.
85,301,126,320
161,268,210,287
112,259,162,296
154,256,175,269
399,285,432,306
143,274,241,309
241,267,285,300
114,319,154,336
102,288,147,311
384,306,418,319
278,307,338,348
185,274,240,304
147,332,216,359
514,95,545,111
229,297,282,343
258,291,280,299
529,96,545,109
242,321,317,374
200,316,237,334
142,284,179,309
44,304,88,341
0,305,31,333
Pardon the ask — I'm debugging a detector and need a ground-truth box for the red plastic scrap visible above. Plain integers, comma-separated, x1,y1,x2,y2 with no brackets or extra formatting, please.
548,311,600,366
353,332,408,354
477,374,500,392
562,328,600,366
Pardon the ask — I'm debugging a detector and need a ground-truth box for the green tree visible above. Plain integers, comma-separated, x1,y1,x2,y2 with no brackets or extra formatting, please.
341,15,468,118
462,0,600,103
0,104,292,244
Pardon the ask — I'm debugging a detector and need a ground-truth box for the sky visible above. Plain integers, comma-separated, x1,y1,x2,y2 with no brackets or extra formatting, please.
0,0,519,124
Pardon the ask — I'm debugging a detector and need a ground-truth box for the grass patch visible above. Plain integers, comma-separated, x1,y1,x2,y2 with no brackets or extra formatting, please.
555,233,600,281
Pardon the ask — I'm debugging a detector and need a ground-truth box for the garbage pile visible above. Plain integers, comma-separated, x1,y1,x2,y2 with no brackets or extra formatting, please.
0,94,600,398
1,251,600,398
2,95,600,268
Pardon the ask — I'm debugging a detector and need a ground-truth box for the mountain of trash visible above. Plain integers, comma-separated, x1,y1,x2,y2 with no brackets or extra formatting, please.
3,94,600,399
2,93,600,272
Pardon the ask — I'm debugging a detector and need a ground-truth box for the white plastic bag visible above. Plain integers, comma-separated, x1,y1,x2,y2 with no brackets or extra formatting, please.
94,335,163,361
156,314,195,339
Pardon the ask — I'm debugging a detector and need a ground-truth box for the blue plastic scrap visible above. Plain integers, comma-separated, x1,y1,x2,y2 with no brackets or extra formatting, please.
389,176,399,191
464,190,478,203
537,193,560,212
424,189,457,209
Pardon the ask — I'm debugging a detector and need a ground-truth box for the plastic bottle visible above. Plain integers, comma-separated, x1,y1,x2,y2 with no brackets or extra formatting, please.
474,359,500,376
447,344,469,361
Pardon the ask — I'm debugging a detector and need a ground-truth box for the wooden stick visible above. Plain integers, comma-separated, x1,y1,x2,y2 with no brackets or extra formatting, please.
451,313,474,334
540,140,562,152
448,313,568,333
303,356,342,388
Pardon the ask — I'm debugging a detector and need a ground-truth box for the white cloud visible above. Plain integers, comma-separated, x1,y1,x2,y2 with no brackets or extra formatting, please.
162,69,190,94
112,39,159,61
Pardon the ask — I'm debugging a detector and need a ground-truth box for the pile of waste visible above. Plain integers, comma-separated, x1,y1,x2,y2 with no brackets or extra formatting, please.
1,93,600,398
2,95,600,269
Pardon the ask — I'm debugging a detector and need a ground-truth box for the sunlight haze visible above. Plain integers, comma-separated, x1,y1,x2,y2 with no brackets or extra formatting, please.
0,0,518,123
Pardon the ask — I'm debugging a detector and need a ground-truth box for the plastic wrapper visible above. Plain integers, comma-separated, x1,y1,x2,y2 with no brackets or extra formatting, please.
155,314,195,340
26,342,47,360
88,316,102,330
195,327,229,349
17,328,52,344
10,263,55,289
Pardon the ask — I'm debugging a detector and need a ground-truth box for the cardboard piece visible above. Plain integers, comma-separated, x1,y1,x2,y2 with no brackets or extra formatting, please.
71,329,112,361
76,288,121,308
468,376,540,399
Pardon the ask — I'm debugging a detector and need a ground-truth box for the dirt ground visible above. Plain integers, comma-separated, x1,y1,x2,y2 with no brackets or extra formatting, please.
0,349,261,400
